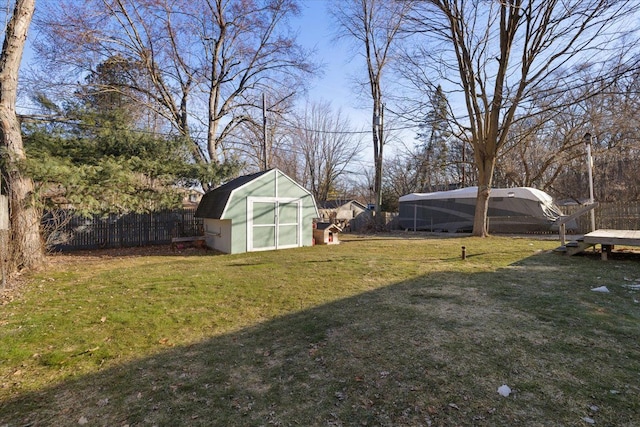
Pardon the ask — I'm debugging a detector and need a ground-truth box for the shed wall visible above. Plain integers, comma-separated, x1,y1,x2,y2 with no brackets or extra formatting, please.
221,169,318,253
300,196,317,244
204,219,232,253
224,195,250,254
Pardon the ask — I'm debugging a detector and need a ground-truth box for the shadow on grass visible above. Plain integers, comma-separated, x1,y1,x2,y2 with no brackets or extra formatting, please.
2,252,640,426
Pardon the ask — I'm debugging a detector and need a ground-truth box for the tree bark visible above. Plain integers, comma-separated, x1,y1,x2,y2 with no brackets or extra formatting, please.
0,0,44,272
473,152,496,237
372,102,384,222
332,0,411,229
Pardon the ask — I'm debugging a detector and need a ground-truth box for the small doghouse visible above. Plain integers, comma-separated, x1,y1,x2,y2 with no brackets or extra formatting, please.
314,222,342,245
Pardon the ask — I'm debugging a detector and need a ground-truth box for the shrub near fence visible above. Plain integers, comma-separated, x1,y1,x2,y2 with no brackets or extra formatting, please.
44,209,203,252
562,201,640,234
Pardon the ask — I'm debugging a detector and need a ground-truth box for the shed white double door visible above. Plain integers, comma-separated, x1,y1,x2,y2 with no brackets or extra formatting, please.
247,197,303,251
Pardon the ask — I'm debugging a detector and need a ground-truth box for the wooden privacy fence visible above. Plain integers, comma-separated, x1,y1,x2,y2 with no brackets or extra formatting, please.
562,201,640,234
43,209,203,252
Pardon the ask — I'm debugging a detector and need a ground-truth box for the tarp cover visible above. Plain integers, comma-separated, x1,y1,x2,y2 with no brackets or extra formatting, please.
398,186,565,233
399,186,554,204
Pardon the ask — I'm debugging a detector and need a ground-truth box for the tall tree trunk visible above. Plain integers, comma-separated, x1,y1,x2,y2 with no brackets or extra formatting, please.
0,0,44,272
472,151,496,237
372,104,384,221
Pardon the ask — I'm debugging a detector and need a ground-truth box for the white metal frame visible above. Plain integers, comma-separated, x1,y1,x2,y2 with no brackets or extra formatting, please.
247,197,303,252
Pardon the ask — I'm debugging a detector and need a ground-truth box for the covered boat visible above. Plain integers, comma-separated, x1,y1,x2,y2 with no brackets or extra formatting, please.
398,186,570,233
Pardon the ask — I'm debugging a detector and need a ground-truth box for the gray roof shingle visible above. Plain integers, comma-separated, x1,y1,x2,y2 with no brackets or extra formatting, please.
195,170,271,219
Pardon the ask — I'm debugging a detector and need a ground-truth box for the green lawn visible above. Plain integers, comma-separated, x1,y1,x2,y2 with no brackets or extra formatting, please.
1,235,639,426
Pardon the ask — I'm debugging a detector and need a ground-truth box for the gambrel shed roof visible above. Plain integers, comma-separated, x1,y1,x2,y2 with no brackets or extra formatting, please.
195,170,270,219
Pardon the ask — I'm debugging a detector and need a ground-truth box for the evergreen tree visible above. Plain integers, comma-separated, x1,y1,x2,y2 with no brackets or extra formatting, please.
21,57,239,216
22,107,237,215
415,85,451,192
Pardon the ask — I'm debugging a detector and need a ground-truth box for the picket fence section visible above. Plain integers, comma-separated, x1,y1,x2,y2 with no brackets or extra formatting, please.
45,209,203,252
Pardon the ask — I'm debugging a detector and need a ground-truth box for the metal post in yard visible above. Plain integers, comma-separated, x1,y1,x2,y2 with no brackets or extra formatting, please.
584,133,596,232
262,93,268,170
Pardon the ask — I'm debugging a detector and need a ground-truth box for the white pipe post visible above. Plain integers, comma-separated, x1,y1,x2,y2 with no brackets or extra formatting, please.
262,93,268,170
584,133,596,232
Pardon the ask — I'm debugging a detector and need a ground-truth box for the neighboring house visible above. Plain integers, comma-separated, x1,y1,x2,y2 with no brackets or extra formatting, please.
195,168,319,254
180,188,204,209
317,199,370,231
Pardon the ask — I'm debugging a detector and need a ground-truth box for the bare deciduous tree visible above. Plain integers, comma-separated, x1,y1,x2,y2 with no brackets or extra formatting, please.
224,91,297,172
199,0,314,163
34,0,314,170
0,0,44,273
35,0,201,155
291,100,364,202
407,0,639,236
383,151,421,202
331,0,412,221
496,60,640,203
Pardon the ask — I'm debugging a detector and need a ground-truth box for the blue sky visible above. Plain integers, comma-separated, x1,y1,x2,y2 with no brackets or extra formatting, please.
293,0,417,170
294,0,370,127
291,0,377,171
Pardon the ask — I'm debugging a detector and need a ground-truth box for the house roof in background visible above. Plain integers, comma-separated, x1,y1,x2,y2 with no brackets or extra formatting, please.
317,199,367,210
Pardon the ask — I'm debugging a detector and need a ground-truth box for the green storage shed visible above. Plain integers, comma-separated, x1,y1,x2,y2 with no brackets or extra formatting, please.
195,169,319,254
